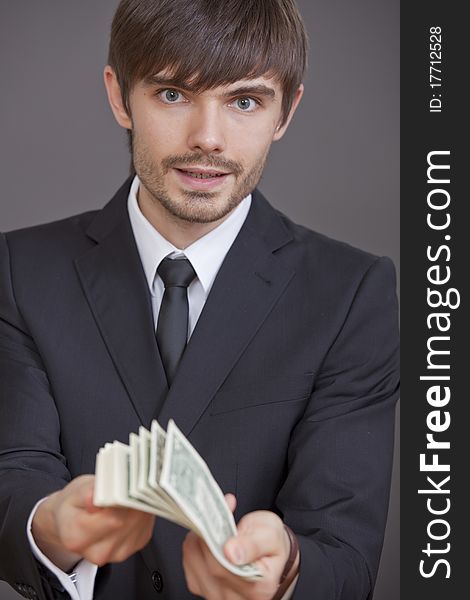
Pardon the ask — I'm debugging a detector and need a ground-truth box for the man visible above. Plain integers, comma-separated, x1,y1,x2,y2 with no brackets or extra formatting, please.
0,1,399,599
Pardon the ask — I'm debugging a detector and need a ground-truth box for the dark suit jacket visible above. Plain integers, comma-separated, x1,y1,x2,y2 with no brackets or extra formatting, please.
0,180,399,600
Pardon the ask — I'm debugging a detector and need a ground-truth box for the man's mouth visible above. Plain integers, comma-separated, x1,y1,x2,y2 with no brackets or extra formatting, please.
175,168,230,180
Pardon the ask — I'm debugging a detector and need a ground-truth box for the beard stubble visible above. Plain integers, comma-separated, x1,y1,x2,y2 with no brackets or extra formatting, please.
132,138,269,224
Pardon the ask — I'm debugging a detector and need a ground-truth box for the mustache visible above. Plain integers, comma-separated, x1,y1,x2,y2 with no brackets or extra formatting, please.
162,153,243,177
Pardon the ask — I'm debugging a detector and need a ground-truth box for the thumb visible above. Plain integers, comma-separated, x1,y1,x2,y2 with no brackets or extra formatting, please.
69,475,100,513
225,531,263,566
224,513,283,566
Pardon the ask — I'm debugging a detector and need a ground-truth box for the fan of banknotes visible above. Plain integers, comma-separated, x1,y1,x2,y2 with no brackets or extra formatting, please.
93,418,262,581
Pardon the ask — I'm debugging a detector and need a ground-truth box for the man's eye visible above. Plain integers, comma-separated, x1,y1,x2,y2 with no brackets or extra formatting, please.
158,89,185,103
232,97,259,112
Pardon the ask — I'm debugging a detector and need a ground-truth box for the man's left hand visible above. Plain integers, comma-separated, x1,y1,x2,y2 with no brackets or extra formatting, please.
182,494,299,600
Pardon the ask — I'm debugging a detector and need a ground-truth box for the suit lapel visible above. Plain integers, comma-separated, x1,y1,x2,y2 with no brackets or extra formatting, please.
157,191,295,436
75,180,168,426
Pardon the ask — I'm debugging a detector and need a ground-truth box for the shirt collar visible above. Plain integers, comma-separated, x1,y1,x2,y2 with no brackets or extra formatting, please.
127,175,252,295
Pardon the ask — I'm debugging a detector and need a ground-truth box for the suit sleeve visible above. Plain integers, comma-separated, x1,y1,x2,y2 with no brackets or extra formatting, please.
0,232,72,599
276,256,399,600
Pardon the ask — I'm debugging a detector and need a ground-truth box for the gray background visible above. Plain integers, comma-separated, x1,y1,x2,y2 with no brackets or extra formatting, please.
0,1,399,599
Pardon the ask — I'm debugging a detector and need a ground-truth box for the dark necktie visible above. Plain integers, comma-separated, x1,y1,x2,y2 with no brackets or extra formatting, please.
156,257,197,385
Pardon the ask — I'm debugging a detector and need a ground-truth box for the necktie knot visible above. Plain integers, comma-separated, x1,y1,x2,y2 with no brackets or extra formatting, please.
158,257,196,289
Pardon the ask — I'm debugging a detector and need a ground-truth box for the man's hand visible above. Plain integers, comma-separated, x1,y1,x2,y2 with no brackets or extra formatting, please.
182,494,299,600
31,475,155,571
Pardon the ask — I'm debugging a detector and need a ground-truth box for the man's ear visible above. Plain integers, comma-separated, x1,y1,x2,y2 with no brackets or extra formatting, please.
103,65,132,129
273,84,304,141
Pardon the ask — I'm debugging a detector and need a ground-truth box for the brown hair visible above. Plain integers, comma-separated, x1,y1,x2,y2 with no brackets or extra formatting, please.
108,0,308,125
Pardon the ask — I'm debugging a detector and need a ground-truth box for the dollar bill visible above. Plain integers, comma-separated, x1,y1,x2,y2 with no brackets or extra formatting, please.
93,420,263,580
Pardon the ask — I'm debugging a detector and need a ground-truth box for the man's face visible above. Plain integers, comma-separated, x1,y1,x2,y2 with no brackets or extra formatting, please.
122,73,290,224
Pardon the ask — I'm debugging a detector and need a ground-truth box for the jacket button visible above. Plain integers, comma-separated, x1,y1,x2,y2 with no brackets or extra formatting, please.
152,570,164,593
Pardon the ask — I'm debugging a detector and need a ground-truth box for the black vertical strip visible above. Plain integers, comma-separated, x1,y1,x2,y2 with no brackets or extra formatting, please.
401,2,465,599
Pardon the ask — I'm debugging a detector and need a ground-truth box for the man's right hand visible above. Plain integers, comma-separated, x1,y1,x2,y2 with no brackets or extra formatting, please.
31,475,155,571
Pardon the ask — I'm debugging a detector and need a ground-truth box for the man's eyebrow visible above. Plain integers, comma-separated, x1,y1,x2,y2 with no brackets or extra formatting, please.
144,76,276,99
222,85,276,99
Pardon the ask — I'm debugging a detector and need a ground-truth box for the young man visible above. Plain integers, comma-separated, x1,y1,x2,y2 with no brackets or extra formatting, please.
0,1,399,599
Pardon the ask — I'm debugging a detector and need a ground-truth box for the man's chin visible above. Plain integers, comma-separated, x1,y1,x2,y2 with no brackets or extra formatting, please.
160,192,243,224
165,204,235,225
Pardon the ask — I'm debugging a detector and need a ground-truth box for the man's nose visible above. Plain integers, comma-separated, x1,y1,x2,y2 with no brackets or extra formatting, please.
186,104,226,154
